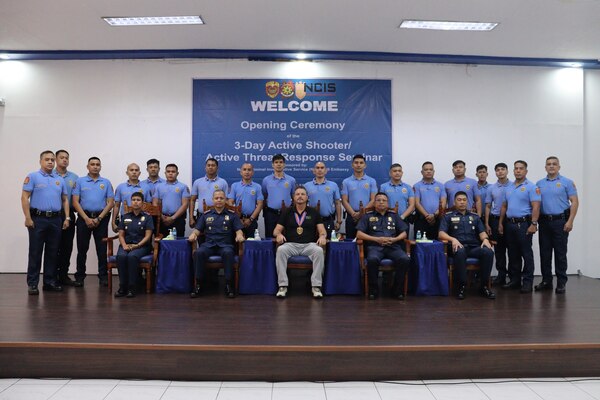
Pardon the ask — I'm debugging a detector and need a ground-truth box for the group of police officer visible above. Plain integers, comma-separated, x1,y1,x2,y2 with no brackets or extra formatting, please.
22,150,578,300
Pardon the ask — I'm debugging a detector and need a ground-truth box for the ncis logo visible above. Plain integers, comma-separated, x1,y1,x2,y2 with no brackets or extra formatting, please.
253,80,338,112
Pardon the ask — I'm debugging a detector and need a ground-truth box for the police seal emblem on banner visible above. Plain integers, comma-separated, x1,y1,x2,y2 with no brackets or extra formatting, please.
265,81,280,99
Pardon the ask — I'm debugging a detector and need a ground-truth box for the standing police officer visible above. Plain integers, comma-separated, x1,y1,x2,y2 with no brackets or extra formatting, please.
499,160,541,293
304,161,342,239
262,154,296,238
72,157,115,287
413,161,446,240
189,158,229,229
112,163,151,233
380,163,415,222
439,191,496,300
228,163,264,238
341,154,377,239
484,163,511,286
445,160,482,216
153,163,190,238
535,156,578,294
21,150,70,294
356,192,410,300
54,149,79,286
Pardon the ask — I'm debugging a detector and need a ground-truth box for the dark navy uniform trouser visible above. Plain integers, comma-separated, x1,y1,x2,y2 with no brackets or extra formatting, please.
116,246,151,290
75,216,109,281
365,245,410,290
488,215,508,280
56,211,76,281
27,215,61,287
193,244,235,282
505,220,535,286
539,218,569,286
451,244,494,287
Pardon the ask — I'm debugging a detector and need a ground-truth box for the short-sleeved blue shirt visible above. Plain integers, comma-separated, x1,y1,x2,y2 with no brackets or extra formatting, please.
54,169,79,207
227,181,264,216
153,180,191,215
504,179,541,218
23,169,67,212
445,177,480,209
72,175,114,212
192,176,229,209
304,179,341,217
485,180,511,216
195,209,243,248
261,173,296,209
119,211,154,247
356,210,408,249
536,174,577,215
413,179,446,214
380,181,414,214
341,174,378,210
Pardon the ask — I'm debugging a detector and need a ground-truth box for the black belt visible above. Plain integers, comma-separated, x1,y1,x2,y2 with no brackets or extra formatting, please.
321,214,336,221
489,214,500,220
31,208,61,217
84,210,103,218
507,216,531,223
541,212,568,221
265,207,282,214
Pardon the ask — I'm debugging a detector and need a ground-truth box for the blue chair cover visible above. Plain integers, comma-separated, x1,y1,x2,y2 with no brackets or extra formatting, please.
156,239,192,294
324,241,361,295
239,240,277,295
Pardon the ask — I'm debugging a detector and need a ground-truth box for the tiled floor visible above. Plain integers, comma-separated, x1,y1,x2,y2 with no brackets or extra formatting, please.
1,378,600,400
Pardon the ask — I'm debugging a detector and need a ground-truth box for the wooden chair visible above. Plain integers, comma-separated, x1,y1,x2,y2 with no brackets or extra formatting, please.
193,201,244,292
356,204,410,297
105,202,162,294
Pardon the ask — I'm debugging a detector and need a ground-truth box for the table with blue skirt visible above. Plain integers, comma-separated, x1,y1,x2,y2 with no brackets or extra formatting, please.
239,239,278,295
324,240,362,295
156,238,193,294
409,240,448,296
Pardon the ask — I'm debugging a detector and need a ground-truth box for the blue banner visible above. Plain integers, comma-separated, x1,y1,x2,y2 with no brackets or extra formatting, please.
192,79,391,186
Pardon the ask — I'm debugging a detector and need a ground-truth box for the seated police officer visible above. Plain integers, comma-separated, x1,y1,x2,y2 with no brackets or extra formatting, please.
115,192,154,298
188,190,245,299
356,192,410,300
438,191,496,300
274,186,327,299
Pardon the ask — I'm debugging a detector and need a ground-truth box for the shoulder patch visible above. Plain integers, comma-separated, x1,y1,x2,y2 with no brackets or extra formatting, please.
535,187,541,195
24,176,30,184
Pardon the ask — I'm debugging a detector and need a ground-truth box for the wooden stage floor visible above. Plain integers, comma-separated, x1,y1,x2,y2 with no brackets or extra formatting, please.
1,273,600,381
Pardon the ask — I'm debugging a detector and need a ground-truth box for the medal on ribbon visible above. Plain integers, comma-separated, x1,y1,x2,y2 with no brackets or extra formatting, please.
295,211,306,235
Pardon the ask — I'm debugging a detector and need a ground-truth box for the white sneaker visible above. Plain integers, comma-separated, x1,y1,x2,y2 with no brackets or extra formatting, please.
276,286,287,298
312,287,323,299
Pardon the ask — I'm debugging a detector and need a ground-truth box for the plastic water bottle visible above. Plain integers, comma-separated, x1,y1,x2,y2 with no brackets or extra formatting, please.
422,232,428,241
331,229,338,242
254,229,261,241
172,227,177,239
416,230,422,241
167,228,173,240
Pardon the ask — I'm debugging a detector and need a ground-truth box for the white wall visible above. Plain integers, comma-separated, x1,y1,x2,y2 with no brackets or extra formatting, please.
0,59,591,276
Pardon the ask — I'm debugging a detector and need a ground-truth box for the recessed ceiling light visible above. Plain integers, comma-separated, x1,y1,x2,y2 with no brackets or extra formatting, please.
400,20,498,31
102,15,204,26
0,54,11,60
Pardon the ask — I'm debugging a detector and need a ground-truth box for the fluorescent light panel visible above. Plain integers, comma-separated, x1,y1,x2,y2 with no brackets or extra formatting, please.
103,15,204,26
400,20,498,31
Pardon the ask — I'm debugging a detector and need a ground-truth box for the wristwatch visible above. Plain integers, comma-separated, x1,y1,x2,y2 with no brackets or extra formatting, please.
531,221,538,226
65,217,71,221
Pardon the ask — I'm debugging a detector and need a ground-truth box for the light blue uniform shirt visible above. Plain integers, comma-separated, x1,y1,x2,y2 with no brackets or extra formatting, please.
504,179,541,218
485,180,512,216
445,177,480,209
192,176,229,209
341,174,378,210
114,181,152,207
380,181,414,214
73,175,114,212
536,174,577,215
23,169,67,212
261,173,296,209
140,177,165,200
227,181,264,216
54,169,79,207
153,180,191,215
413,179,446,214
304,179,341,217
478,182,490,209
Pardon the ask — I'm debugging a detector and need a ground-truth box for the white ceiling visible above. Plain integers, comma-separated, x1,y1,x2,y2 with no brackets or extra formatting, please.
1,0,600,60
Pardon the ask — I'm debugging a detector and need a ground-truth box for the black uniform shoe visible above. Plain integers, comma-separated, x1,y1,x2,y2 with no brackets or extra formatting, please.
73,280,84,287
480,286,496,299
42,283,63,292
368,287,378,300
520,284,533,293
190,284,202,298
492,276,506,287
60,277,76,286
534,281,553,291
28,286,39,295
126,290,136,298
396,292,405,301
555,285,566,294
224,283,235,298
456,284,466,300
502,280,521,290
114,289,127,298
